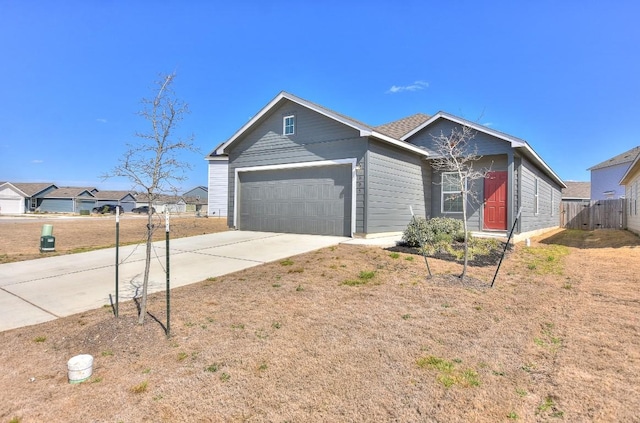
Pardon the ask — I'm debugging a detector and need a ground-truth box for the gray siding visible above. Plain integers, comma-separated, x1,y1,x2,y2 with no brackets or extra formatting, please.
519,157,562,232
366,140,430,233
39,199,73,213
407,119,514,157
226,99,367,232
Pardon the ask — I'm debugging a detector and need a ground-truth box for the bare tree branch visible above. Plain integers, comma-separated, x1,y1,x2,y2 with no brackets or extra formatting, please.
102,72,200,324
429,124,491,280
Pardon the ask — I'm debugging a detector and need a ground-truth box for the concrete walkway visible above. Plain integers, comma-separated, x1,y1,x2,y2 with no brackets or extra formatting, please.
0,231,367,332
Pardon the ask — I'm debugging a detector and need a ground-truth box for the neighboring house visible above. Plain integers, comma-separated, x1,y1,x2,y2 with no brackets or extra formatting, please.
620,154,640,235
207,91,565,239
135,194,186,213
561,181,591,202
588,146,640,200
94,190,137,212
183,186,208,213
0,182,57,214
38,187,97,213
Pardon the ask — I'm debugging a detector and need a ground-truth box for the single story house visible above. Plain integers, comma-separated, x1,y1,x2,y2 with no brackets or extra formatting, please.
0,182,57,214
94,190,137,212
135,194,187,213
588,146,640,200
38,187,98,213
183,186,208,213
207,91,565,239
620,154,640,235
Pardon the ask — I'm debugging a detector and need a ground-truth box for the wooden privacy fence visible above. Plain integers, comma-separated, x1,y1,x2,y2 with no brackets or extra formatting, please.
560,199,626,230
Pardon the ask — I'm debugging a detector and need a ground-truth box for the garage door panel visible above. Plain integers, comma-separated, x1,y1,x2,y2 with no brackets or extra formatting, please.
238,165,351,236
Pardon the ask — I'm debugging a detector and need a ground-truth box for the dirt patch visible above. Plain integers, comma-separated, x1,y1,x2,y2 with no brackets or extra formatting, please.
1,229,640,422
0,215,229,263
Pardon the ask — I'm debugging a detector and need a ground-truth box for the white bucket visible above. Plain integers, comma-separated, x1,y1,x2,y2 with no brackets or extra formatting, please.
67,354,93,384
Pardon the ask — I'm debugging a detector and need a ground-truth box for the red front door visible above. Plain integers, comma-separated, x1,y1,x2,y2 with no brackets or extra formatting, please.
484,171,507,230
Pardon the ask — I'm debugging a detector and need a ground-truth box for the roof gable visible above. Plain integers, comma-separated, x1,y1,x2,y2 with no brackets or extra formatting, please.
210,91,429,158
403,112,565,188
43,187,97,198
2,182,58,197
588,146,640,171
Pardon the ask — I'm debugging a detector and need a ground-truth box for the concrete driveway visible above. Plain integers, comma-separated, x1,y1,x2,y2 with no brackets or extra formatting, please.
0,231,356,332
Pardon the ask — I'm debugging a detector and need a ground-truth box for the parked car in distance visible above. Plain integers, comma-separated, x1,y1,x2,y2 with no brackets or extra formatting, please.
131,205,156,214
92,204,125,214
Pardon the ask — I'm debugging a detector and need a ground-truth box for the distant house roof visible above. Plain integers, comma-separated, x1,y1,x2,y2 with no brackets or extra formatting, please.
42,187,97,198
2,182,58,197
588,146,640,171
562,181,591,200
94,190,136,201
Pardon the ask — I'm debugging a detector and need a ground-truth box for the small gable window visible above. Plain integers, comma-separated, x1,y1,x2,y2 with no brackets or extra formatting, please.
283,115,295,135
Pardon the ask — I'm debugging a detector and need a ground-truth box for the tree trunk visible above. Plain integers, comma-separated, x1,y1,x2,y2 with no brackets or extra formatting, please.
460,190,469,280
137,210,153,324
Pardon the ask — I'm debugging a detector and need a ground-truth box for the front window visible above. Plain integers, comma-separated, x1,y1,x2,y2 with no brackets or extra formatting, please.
441,172,465,213
283,115,295,135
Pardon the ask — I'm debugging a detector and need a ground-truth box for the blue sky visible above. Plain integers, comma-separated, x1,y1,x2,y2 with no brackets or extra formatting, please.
1,1,638,192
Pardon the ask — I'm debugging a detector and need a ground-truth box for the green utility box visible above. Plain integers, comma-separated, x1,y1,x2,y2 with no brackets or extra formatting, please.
40,236,55,252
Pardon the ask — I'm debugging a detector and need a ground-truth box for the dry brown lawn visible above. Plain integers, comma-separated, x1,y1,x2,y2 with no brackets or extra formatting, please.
1,225,639,422
0,214,229,263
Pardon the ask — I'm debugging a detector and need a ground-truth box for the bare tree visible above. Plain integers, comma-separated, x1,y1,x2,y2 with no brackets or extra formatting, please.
430,124,490,280
104,72,198,324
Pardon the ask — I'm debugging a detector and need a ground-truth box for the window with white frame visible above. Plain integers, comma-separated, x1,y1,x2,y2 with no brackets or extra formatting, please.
534,177,539,215
441,172,465,213
283,115,295,135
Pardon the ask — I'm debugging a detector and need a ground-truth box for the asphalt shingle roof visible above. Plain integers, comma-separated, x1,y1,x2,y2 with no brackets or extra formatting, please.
9,182,57,197
374,113,431,139
561,181,591,199
588,146,640,171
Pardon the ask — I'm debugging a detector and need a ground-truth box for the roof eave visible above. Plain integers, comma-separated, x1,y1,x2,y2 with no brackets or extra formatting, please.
620,154,640,185
369,131,430,156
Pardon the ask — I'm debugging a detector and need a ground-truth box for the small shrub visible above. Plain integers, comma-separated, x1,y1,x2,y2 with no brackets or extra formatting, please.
358,270,376,280
402,216,463,248
389,252,400,259
130,381,148,394
205,363,219,373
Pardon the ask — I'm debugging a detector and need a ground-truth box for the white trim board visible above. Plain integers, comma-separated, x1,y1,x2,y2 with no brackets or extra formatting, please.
233,158,357,237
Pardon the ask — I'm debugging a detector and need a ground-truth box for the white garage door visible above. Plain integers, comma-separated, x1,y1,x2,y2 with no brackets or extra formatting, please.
0,197,23,214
